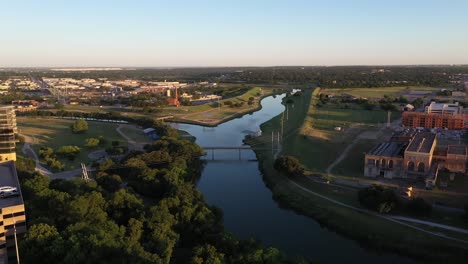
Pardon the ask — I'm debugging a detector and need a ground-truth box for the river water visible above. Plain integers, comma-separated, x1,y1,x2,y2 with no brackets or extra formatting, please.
171,94,416,263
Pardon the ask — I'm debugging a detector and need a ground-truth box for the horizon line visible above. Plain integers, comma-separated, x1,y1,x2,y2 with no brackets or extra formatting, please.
1,63,468,69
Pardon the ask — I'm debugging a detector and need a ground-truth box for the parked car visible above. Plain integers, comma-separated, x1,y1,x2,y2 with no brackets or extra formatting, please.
0,189,19,198
0,186,17,193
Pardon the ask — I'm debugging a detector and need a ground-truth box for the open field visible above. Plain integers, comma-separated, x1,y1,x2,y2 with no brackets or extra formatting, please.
118,124,151,144
332,139,378,177
17,117,126,169
321,86,440,99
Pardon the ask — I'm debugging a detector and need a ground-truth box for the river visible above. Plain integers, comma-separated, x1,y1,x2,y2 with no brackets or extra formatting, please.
171,94,416,263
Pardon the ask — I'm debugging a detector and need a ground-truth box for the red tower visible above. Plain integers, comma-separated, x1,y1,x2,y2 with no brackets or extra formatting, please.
167,86,180,107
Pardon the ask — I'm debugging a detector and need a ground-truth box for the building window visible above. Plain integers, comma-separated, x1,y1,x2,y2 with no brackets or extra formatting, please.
388,160,394,169
408,161,415,171
382,159,386,168
376,160,380,168
418,162,425,173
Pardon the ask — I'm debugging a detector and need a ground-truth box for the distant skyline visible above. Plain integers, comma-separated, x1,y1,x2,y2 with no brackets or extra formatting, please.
1,0,468,67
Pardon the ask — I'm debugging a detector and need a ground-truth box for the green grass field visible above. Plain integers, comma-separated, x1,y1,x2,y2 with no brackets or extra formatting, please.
332,139,377,177
119,125,151,144
17,117,125,169
322,86,439,99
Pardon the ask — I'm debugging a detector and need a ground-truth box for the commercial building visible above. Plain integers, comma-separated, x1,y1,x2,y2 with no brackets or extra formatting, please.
0,106,25,263
0,107,17,162
402,102,468,130
402,112,467,130
0,161,26,264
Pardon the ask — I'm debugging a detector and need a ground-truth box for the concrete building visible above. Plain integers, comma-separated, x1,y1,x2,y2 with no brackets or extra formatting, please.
404,133,437,178
425,102,463,115
0,107,17,162
364,130,437,179
0,106,25,263
402,111,467,130
0,161,26,264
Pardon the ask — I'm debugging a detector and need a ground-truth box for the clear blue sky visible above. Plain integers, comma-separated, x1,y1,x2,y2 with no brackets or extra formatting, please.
1,0,467,67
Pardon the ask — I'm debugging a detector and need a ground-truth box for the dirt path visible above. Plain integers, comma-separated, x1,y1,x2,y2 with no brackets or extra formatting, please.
326,119,399,175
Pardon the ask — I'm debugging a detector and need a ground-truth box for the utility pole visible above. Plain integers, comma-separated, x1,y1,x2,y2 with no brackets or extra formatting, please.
286,105,289,121
13,215,20,264
281,111,284,141
387,111,391,128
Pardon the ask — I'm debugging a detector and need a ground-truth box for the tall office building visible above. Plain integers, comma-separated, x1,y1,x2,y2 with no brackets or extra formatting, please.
0,106,25,263
0,106,17,162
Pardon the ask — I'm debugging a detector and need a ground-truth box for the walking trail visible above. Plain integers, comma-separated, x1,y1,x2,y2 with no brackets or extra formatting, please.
288,178,468,244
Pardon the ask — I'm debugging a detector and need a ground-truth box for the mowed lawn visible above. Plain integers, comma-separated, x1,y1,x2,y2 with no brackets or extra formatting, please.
322,86,438,99
309,107,391,130
17,117,125,169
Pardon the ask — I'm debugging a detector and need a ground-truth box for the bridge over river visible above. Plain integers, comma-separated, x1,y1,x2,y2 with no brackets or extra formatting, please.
202,146,272,160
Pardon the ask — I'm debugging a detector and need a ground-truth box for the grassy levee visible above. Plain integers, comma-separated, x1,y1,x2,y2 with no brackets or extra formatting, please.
321,86,439,99
246,88,468,263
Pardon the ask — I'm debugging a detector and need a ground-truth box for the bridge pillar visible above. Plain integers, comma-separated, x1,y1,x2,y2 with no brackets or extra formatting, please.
238,148,241,160
212,149,214,160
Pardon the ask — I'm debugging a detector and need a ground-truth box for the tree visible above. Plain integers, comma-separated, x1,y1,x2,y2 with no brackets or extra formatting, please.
85,138,100,148
57,145,81,160
412,98,424,108
71,119,88,133
358,185,399,213
20,223,65,263
191,244,224,264
274,155,304,176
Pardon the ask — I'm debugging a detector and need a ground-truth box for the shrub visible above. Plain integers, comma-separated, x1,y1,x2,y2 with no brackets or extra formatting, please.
358,185,399,213
85,138,100,148
71,119,88,134
274,155,304,176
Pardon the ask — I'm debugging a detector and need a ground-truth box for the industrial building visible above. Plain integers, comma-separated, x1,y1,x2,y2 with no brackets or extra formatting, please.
364,130,437,179
365,129,468,182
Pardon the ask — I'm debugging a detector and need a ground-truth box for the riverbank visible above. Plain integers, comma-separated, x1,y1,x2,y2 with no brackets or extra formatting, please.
167,87,289,127
245,89,468,263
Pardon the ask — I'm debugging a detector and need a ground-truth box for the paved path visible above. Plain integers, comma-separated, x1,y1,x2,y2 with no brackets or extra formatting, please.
20,133,89,180
287,178,468,244
21,134,52,176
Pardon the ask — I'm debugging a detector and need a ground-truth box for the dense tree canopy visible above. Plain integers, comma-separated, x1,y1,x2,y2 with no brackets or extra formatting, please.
17,123,307,264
